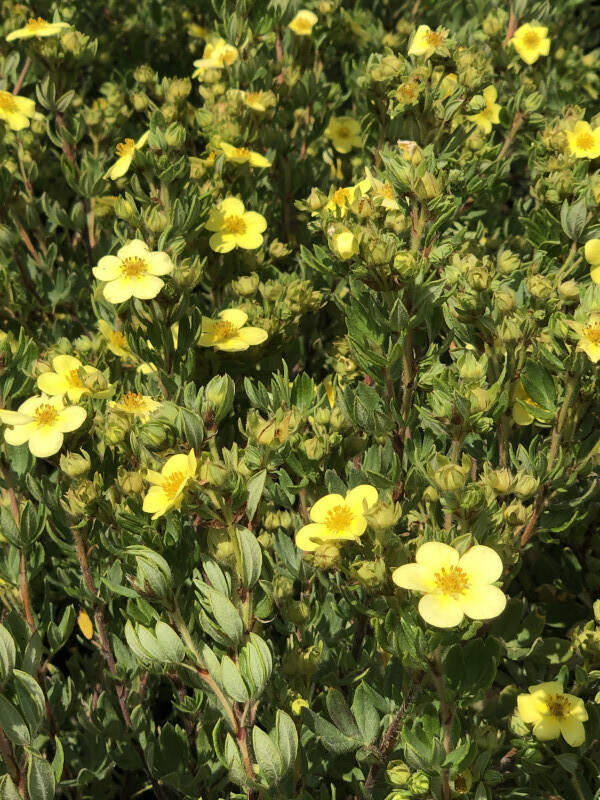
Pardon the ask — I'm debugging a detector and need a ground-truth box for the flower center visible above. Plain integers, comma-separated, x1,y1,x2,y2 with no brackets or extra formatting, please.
212,320,237,341
584,322,600,343
163,471,185,500
223,215,247,234
398,83,417,100
575,132,595,151
425,30,443,46
25,17,50,31
0,91,17,112
35,403,59,426
121,391,146,410
337,125,350,138
295,19,313,32
234,147,251,159
434,565,469,596
66,369,83,388
324,504,354,533
381,183,395,199
245,92,262,107
111,331,128,348
121,257,147,278
523,31,540,49
332,188,351,206
546,694,571,720
116,138,136,157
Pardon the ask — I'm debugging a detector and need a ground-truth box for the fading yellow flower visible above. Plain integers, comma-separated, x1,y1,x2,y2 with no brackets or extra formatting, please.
77,610,94,640
324,116,363,154
509,23,550,65
567,121,600,159
104,132,149,180
584,238,600,282
365,168,400,210
142,450,197,519
6,17,70,41
512,381,543,426
517,682,587,747
331,229,358,260
98,320,131,359
0,91,35,131
395,81,422,107
217,141,271,168
241,90,275,112
440,72,458,99
392,542,506,628
205,197,267,253
288,10,318,36
198,309,267,352
569,313,600,362
323,178,371,217
192,38,238,75
93,239,174,304
37,355,102,403
109,392,161,421
467,86,501,134
0,395,86,459
408,25,449,58
295,485,378,551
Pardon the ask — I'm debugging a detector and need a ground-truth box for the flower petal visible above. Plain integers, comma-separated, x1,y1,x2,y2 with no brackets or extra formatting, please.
295,523,329,551
237,327,268,346
103,278,134,304
146,251,174,276
142,486,168,516
209,232,237,253
219,309,248,329
117,240,149,260
56,406,87,433
415,541,459,572
219,197,245,216
4,422,36,446
345,484,378,514
93,255,122,281
585,238,600,266
560,718,585,747
215,336,250,352
37,373,69,396
459,584,506,620
131,275,164,300
163,453,192,477
564,696,588,722
392,563,436,593
532,717,561,741
236,231,264,250
52,355,82,373
517,693,545,724
106,154,132,180
242,211,267,233
310,493,345,523
459,545,503,585
418,593,464,628
28,428,64,458
528,681,563,697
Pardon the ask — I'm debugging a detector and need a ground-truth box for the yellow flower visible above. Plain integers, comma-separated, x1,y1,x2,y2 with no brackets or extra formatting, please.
0,395,86,459
295,485,378,552
205,197,267,253
584,238,600,282
104,132,149,180
37,355,102,403
217,141,271,168
109,392,161,421
392,542,506,628
77,610,94,640
0,91,35,131
517,682,587,747
6,17,70,41
241,90,275,112
93,239,174,304
512,381,543,426
395,82,422,107
566,121,600,159
323,178,371,217
365,168,400,210
288,10,318,36
192,38,238,75
324,116,363,154
408,25,449,58
509,23,550,65
198,309,267,352
98,320,131,358
569,313,600,362
331,229,358,260
467,86,501,134
440,72,458,99
142,450,197,519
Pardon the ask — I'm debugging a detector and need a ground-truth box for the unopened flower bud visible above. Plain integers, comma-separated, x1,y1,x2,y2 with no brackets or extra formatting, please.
165,122,187,148
312,542,342,569
513,473,540,499
558,280,579,302
434,463,467,492
355,559,387,589
204,374,235,424
60,450,91,478
134,64,156,84
282,598,310,625
307,187,327,212
144,206,169,233
139,422,168,449
394,251,418,278
494,288,516,314
303,436,326,460
269,240,292,259
418,172,442,199
497,250,520,275
485,467,513,494
503,501,528,525
527,274,553,300
166,78,191,104
232,274,259,298
132,92,149,111
331,229,358,260
386,761,410,787
365,500,402,531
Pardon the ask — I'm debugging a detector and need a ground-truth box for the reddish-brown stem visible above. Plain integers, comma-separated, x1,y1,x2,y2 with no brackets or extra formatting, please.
12,57,31,95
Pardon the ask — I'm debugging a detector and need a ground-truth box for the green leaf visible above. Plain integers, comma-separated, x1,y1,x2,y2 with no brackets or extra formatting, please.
27,753,55,800
276,710,298,773
0,695,30,746
302,709,361,754
207,589,243,646
326,689,362,739
520,361,556,412
221,656,250,702
12,669,45,734
252,726,283,786
0,624,16,680
351,683,381,743
291,373,315,411
154,622,185,663
236,527,262,589
246,470,266,522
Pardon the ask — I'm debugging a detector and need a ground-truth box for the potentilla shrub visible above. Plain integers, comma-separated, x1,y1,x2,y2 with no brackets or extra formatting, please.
0,0,599,798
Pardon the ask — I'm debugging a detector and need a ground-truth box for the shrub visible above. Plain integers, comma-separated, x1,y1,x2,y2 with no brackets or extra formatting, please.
0,1,599,799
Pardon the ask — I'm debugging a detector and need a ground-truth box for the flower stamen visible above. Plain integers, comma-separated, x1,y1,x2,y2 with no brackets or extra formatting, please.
34,404,59,427
324,504,354,533
434,565,469,596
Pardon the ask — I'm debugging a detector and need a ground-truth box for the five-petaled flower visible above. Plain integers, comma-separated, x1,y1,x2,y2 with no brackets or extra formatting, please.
109,392,161,421
295,485,379,551
585,238,600,283
6,17,70,41
566,121,600,159
288,10,318,36
97,320,131,358
0,91,35,131
192,38,238,75
467,86,502,134
509,23,550,65
408,25,449,58
323,178,371,217
104,132,149,180
205,197,267,253
0,395,86,458
198,309,268,352
93,239,174,304
517,682,587,747
324,116,363,154
37,355,102,403
392,541,507,628
142,450,197,519
568,314,600,362
218,141,271,168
